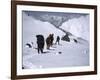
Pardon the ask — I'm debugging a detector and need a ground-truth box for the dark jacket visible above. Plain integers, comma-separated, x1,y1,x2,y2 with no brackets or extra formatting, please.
36,35,44,44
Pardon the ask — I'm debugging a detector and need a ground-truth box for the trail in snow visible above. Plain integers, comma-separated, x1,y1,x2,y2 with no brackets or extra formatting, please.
23,40,89,69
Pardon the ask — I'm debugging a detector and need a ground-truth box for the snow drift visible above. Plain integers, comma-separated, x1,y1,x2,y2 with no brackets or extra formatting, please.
60,15,90,41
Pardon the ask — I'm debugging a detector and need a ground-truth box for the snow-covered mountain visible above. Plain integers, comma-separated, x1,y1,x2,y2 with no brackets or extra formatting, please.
25,11,85,28
23,12,65,48
22,12,89,69
23,11,90,48
25,11,89,42
60,15,90,41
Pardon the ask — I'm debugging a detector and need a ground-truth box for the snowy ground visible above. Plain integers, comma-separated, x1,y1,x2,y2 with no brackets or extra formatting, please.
22,12,89,69
23,40,89,69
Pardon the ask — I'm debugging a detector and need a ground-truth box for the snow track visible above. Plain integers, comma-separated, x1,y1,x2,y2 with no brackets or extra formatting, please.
23,40,89,69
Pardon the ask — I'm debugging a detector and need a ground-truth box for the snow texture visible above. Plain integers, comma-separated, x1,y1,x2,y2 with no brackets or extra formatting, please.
22,11,89,69
60,15,90,41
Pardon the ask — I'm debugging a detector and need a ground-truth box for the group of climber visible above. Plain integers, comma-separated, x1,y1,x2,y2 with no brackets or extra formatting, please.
36,34,60,54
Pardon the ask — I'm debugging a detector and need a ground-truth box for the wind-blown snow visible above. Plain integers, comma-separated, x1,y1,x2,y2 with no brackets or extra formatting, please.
22,12,89,69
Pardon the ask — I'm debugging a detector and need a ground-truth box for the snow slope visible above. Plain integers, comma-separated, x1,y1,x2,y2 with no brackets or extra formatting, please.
22,12,89,69
23,40,89,69
60,15,90,41
23,12,65,49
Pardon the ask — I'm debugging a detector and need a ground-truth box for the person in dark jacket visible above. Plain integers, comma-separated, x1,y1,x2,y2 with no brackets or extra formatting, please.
55,36,60,45
36,35,45,53
46,34,51,49
50,34,54,46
